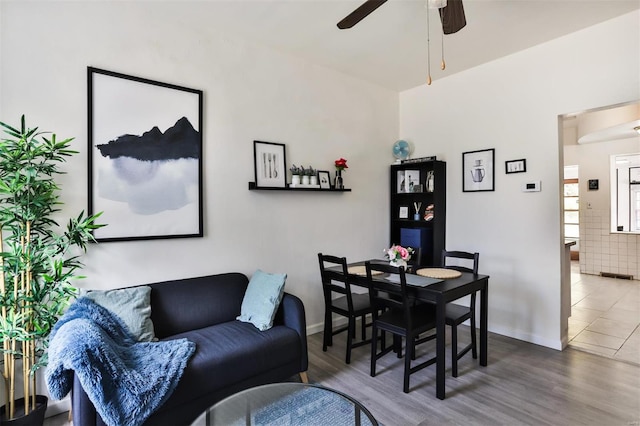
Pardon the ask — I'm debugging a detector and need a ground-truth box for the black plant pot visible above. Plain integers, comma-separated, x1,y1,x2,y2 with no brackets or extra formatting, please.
0,395,48,426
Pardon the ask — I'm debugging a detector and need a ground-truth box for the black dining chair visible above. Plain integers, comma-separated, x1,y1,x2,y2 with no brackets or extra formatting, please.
318,253,374,364
365,261,437,393
414,250,480,377
442,250,479,377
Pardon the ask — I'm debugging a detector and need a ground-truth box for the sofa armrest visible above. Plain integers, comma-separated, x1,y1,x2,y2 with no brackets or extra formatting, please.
276,292,308,373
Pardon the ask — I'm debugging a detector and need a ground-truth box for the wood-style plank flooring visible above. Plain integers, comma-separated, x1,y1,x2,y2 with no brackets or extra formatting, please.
306,327,640,426
45,326,640,426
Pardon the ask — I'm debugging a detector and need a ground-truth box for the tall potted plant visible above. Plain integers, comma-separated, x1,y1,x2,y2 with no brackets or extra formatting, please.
0,116,103,424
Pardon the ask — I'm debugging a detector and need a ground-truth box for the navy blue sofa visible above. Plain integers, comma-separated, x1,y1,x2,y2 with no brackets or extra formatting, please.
71,273,308,426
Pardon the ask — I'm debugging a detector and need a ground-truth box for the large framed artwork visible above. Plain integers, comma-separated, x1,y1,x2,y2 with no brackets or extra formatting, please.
462,148,495,192
88,67,204,242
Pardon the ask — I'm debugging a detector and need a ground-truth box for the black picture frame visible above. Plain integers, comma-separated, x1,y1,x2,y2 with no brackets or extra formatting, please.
588,179,599,190
463,148,495,192
317,170,331,189
253,141,286,188
88,67,203,242
505,159,527,174
399,206,409,219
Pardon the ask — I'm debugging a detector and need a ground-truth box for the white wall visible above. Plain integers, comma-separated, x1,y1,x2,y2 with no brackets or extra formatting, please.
399,10,640,349
0,2,397,336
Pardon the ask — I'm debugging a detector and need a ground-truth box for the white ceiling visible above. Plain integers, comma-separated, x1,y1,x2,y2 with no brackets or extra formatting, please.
174,0,640,92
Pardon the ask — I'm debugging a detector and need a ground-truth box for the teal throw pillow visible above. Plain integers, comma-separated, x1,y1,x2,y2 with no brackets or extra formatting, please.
237,269,287,331
84,286,156,342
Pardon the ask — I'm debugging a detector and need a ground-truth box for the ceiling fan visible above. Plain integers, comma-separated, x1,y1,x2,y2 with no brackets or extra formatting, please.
337,0,466,34
337,0,466,84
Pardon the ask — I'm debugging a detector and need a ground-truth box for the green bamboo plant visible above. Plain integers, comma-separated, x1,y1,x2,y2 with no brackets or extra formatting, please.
0,116,104,420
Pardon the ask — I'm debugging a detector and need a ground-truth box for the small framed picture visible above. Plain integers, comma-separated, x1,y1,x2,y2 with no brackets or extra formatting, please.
413,184,423,193
253,141,286,188
317,170,331,189
505,159,526,174
588,179,599,190
399,206,409,219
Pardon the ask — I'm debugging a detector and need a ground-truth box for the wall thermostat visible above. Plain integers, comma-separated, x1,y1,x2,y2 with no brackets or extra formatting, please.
522,181,541,192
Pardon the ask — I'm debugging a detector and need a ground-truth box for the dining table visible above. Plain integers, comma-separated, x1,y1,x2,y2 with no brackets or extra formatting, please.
341,260,489,400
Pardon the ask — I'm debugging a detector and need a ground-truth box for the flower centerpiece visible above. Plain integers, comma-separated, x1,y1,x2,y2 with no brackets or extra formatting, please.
384,245,414,269
334,157,348,189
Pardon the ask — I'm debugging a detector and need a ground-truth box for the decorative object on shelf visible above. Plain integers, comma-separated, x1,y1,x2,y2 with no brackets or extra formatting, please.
399,206,409,219
413,184,423,192
334,158,348,189
88,67,203,242
424,204,435,221
392,139,412,163
317,170,331,189
309,170,318,185
253,140,287,189
397,169,420,193
384,244,414,269
505,158,526,174
401,155,437,164
462,148,495,192
299,166,316,185
426,170,435,192
290,164,302,185
413,202,422,221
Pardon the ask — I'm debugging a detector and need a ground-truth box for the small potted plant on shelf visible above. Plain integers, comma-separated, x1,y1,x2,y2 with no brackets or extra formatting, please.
290,164,302,185
0,116,104,425
306,166,317,185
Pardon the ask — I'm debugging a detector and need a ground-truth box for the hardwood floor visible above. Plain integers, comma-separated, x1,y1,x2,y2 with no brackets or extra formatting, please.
45,326,640,425
307,328,640,425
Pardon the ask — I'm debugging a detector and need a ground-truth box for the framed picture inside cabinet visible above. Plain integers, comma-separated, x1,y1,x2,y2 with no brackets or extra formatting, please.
253,141,286,188
399,206,409,219
88,67,203,242
317,170,331,189
463,148,495,192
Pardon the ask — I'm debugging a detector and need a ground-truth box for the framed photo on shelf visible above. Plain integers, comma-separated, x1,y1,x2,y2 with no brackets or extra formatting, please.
317,170,331,189
399,206,409,219
87,67,203,242
505,159,526,174
253,141,286,188
463,148,495,192
397,170,420,193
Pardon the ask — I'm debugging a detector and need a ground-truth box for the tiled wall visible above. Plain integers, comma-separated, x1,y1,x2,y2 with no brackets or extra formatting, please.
580,209,640,280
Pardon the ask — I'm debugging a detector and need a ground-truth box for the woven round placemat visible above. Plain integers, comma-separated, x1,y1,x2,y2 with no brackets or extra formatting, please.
347,266,383,276
415,268,462,279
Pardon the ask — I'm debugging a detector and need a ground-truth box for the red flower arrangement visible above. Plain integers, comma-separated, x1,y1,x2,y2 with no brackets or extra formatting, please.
335,158,348,171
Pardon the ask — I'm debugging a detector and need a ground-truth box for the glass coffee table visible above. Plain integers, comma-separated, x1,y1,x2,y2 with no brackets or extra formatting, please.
191,382,378,426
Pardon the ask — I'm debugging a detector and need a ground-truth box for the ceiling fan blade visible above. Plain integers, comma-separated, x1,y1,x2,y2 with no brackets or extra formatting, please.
439,0,466,34
337,0,388,29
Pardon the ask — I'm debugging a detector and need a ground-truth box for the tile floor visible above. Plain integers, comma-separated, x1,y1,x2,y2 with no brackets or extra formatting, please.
568,261,640,365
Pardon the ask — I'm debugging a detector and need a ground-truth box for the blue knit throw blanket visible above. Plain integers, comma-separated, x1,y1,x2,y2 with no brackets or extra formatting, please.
46,297,196,426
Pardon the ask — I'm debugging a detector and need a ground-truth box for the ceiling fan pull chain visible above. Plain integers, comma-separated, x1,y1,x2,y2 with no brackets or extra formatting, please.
441,25,446,70
426,2,432,85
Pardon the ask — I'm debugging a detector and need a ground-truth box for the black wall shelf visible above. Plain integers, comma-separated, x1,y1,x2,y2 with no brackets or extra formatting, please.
248,182,351,192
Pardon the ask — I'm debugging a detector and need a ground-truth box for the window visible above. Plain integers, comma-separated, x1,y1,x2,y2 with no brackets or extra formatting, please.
564,179,579,240
610,154,640,233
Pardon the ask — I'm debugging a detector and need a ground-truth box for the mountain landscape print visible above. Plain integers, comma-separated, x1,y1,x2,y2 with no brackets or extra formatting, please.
89,67,203,241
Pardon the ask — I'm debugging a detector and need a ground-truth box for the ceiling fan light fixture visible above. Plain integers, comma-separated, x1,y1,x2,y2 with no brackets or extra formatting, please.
428,0,447,9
